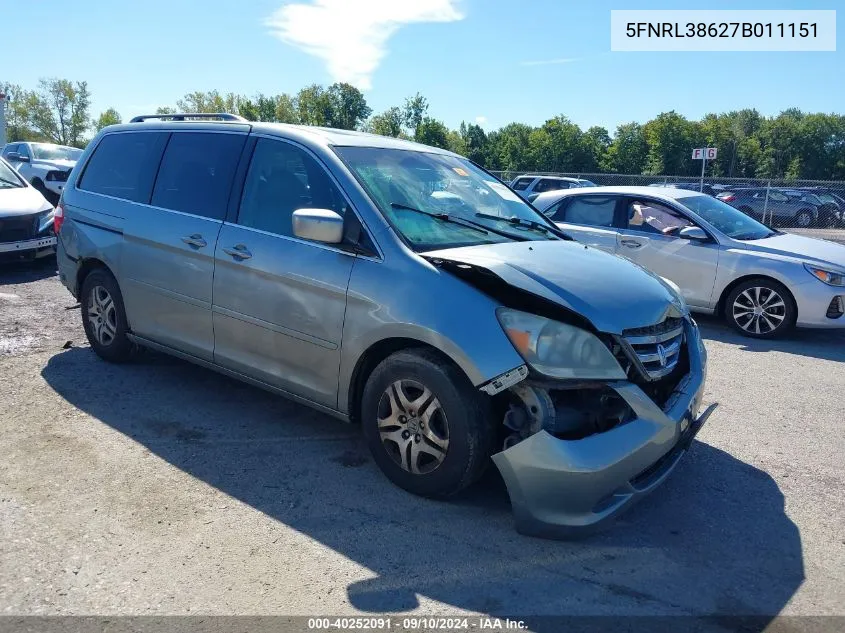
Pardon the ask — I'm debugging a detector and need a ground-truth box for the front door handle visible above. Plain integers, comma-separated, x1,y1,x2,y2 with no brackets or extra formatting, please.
620,239,643,249
222,244,252,260
181,233,207,248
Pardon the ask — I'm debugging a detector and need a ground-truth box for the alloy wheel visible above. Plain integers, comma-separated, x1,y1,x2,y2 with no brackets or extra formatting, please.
732,286,786,335
377,379,449,475
87,285,117,346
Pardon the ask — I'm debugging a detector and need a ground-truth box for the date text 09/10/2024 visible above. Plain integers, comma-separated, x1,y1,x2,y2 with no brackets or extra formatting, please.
307,617,528,630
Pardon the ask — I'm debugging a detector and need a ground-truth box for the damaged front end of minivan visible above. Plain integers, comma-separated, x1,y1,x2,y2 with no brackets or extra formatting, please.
427,254,717,538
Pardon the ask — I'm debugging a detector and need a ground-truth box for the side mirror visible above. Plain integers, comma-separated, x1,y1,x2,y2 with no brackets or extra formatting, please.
292,208,344,244
6,152,29,163
679,226,708,241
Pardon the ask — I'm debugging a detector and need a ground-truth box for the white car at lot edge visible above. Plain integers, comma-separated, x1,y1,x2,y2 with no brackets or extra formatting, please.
534,186,845,339
0,157,57,261
1,142,82,204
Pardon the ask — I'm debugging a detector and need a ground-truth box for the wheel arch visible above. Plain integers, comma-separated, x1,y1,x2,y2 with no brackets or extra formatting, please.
346,338,471,425
716,274,797,318
76,257,112,296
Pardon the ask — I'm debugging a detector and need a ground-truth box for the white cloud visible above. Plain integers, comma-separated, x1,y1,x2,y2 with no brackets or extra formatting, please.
519,57,579,67
474,115,487,126
266,0,464,90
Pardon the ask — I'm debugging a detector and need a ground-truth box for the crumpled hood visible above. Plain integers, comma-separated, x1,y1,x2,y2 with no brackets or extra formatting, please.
740,233,845,270
0,186,53,217
32,158,76,170
423,240,681,334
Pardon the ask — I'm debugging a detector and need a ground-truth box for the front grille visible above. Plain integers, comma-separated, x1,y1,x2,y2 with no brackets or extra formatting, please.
620,317,685,381
0,213,38,243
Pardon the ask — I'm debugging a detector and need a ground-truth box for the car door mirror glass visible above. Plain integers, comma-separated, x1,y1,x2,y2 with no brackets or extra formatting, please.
678,226,708,241
7,152,27,162
292,209,344,244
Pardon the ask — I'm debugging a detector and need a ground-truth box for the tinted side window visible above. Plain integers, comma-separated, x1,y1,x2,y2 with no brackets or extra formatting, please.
2,144,18,157
534,179,562,193
79,132,169,203
151,132,246,220
512,177,534,191
556,196,617,227
17,144,31,159
237,138,347,238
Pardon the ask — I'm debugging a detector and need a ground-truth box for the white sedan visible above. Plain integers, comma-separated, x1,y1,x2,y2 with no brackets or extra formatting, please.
0,157,57,261
533,186,845,338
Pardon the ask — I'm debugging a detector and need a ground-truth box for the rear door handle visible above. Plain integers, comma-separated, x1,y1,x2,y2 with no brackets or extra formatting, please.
181,234,207,248
222,244,252,260
620,239,643,249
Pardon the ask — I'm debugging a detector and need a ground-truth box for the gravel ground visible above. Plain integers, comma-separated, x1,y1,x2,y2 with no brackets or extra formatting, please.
1,258,843,622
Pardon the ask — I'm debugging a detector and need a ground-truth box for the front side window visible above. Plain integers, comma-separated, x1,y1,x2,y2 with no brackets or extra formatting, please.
151,132,246,220
335,146,560,251
2,144,19,157
626,199,693,235
237,138,347,238
17,144,31,159
79,132,169,203
534,179,564,193
554,196,617,227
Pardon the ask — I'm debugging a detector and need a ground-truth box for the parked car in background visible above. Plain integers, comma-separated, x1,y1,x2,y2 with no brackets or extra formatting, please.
0,157,57,262
648,182,716,197
55,114,713,538
781,189,841,227
534,186,845,338
1,142,82,205
509,174,596,202
805,189,845,226
716,187,820,227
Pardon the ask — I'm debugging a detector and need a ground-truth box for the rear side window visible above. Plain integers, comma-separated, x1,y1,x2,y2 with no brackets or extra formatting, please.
79,132,168,203
534,179,564,193
554,196,617,227
151,132,246,220
2,144,18,157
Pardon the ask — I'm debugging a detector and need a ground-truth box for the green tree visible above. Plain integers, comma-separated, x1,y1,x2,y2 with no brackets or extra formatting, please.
29,78,92,147
0,83,42,142
403,93,428,135
294,84,334,126
414,117,450,149
95,108,121,131
367,107,404,137
326,82,371,130
459,122,489,165
581,126,611,173
488,123,534,172
605,122,648,174
643,111,703,175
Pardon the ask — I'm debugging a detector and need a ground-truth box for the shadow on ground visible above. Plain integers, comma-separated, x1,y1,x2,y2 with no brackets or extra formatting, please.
0,255,57,285
42,347,804,627
696,314,845,363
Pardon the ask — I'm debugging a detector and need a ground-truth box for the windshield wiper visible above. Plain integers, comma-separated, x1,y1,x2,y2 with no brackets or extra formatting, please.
390,202,527,241
0,177,23,188
474,212,572,240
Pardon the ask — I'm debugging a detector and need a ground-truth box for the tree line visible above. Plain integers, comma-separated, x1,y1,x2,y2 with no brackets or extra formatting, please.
3,78,844,181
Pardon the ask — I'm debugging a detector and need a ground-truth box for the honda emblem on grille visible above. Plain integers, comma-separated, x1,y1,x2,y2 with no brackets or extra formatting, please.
657,343,668,368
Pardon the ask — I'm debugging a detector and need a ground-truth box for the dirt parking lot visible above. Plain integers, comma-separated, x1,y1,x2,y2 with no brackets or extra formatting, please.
1,258,844,622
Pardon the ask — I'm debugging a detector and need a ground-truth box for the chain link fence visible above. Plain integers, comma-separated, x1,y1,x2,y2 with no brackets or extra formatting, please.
489,171,845,240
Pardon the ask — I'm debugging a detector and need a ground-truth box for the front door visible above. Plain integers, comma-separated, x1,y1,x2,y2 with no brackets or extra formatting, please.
616,197,720,310
212,137,356,408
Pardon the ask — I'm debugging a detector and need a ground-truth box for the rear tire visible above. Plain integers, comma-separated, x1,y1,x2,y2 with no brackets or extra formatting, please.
794,209,813,228
360,349,494,498
80,269,135,362
725,278,796,339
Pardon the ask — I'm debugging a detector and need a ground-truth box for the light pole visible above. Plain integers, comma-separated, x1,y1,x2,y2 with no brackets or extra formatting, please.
0,92,7,147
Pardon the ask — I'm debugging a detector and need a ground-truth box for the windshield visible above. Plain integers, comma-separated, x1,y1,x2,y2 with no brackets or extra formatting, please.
676,194,775,240
31,143,79,161
335,147,560,251
0,159,25,188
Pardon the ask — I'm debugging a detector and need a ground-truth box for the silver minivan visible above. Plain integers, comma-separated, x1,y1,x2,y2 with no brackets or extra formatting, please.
56,114,714,537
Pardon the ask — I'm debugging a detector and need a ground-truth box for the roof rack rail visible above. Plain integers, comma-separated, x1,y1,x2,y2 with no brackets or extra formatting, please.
129,113,247,123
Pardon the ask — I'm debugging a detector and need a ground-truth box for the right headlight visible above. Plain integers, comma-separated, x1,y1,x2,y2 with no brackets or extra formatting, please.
804,263,845,287
496,308,626,380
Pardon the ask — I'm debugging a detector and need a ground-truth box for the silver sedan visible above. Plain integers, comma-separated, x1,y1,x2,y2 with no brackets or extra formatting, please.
533,186,845,338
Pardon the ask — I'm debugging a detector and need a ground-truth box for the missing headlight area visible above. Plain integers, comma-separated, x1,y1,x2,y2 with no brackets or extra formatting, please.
500,383,634,449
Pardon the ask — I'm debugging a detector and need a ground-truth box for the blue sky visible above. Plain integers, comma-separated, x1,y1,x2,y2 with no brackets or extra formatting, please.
6,0,842,133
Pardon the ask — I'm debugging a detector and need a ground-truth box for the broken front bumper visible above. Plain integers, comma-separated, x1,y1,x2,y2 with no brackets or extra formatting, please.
492,325,715,538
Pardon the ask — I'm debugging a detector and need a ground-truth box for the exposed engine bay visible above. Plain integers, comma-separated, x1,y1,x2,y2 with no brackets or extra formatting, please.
499,382,634,449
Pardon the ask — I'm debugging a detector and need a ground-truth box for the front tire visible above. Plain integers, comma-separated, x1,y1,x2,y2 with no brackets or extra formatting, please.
80,269,135,362
725,278,796,339
794,209,813,228
361,349,494,498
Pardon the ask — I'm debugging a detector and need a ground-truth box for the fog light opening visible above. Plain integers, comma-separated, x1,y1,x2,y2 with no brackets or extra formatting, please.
826,296,844,319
